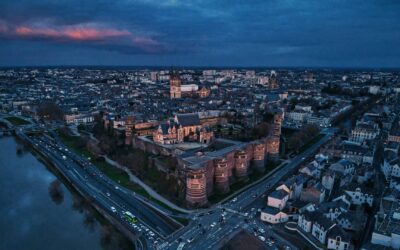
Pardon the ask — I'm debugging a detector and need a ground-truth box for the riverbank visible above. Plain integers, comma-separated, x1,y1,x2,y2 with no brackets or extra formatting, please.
0,136,132,250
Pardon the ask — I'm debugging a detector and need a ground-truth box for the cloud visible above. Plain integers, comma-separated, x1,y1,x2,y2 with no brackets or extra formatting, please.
0,0,399,66
0,20,167,53
15,26,131,41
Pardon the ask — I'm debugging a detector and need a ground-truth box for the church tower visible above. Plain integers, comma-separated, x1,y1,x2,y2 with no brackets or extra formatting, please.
170,72,182,99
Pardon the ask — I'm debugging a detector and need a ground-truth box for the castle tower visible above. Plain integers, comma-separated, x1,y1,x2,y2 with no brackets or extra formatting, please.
253,141,266,172
170,72,182,99
125,115,134,145
186,168,208,207
234,150,249,180
266,136,280,162
214,158,230,193
271,112,283,137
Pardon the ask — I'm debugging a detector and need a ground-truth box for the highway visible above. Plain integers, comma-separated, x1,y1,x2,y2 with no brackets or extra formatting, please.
18,131,182,249
17,126,334,250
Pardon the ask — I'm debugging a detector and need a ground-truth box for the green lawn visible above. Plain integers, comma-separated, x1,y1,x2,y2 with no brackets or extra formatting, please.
57,131,145,193
5,116,30,126
57,130,184,213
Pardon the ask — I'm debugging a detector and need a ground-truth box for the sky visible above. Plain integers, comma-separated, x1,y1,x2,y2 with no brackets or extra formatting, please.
0,0,399,68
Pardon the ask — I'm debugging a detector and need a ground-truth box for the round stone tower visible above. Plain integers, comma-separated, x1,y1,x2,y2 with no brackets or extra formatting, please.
185,168,208,207
267,136,280,162
253,141,266,172
234,150,249,180
214,158,230,193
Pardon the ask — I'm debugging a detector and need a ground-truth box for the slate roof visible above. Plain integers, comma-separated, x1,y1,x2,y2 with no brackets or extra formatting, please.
159,121,180,134
175,113,200,126
269,189,289,200
327,224,352,241
263,206,281,215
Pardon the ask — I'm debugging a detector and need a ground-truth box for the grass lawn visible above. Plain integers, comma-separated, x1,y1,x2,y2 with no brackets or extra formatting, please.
57,130,184,213
5,116,30,126
57,130,146,193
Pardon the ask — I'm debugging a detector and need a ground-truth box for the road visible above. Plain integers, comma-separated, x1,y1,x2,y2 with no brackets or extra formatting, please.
165,129,335,250
17,125,334,250
18,131,182,249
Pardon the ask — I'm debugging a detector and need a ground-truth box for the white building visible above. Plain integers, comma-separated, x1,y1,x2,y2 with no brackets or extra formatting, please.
298,211,313,233
311,215,336,244
327,225,353,250
371,195,400,249
267,189,289,210
64,113,95,125
343,186,374,207
260,207,289,224
350,121,380,143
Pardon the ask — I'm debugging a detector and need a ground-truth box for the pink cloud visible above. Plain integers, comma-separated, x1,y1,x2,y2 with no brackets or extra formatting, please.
0,20,166,53
14,25,131,42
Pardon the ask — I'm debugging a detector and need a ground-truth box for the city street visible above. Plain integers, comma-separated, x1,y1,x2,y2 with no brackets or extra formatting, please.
165,129,334,250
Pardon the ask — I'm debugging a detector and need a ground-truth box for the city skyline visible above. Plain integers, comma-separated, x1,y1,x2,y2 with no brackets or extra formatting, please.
1,1,400,67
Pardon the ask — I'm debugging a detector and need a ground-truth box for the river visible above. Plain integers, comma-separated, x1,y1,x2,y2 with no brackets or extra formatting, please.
0,136,132,250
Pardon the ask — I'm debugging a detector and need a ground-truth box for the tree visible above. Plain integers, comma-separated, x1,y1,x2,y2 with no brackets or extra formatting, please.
253,122,270,138
48,180,64,205
37,100,64,121
287,124,320,152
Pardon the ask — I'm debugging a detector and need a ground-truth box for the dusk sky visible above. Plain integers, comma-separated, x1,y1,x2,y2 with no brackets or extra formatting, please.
0,0,399,67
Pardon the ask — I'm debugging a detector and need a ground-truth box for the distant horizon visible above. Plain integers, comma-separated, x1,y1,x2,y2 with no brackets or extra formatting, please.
1,64,400,71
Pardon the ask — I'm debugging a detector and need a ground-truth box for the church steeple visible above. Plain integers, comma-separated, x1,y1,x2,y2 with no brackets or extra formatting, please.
170,70,182,99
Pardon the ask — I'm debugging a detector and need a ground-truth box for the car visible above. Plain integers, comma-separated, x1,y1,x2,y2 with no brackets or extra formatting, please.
244,213,249,217
232,197,238,202
106,192,111,197
258,236,266,241
110,206,117,213
210,222,216,228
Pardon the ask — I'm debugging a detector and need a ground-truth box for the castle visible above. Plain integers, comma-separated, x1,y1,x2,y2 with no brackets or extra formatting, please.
136,111,284,207
182,112,282,206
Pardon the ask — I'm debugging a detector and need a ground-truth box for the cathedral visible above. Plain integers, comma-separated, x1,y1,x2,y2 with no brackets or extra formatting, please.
169,72,182,99
169,72,210,99
153,113,214,145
